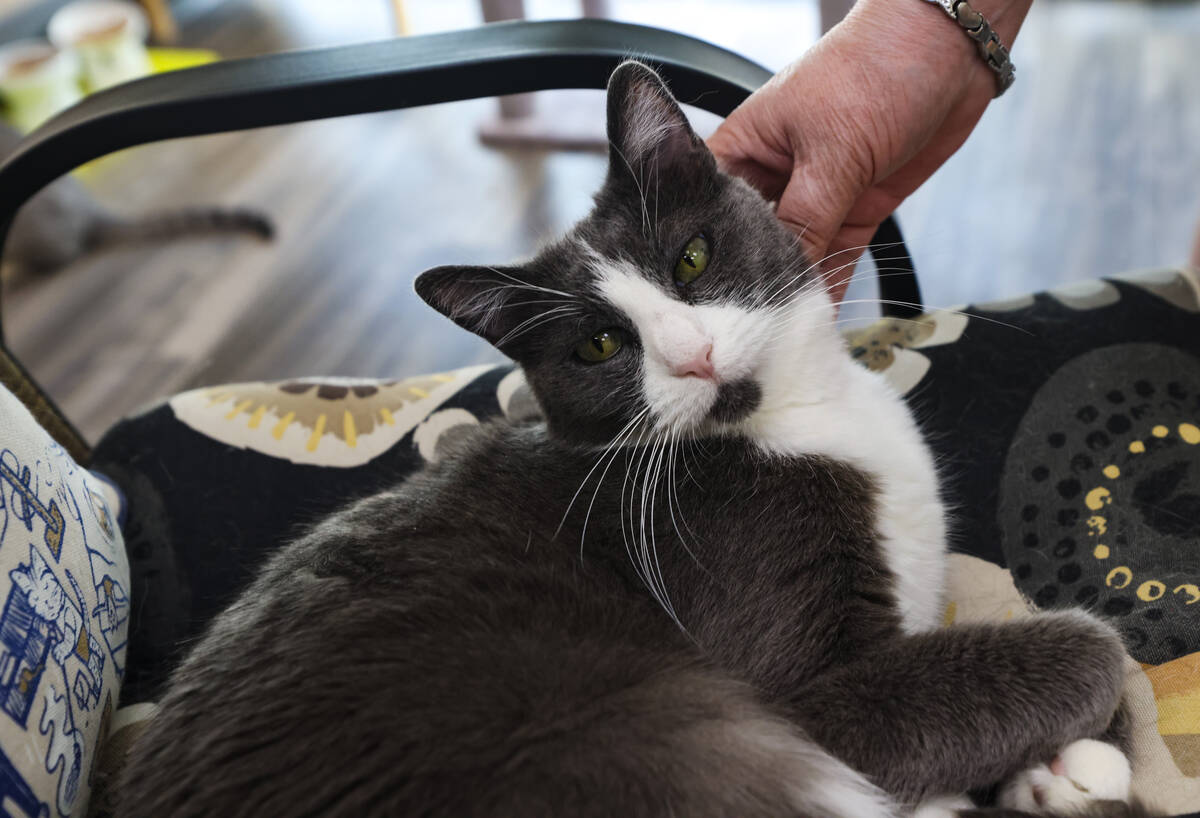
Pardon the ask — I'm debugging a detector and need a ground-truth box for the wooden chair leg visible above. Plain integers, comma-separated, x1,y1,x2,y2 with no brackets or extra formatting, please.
390,0,411,37
1191,212,1200,271
139,0,178,44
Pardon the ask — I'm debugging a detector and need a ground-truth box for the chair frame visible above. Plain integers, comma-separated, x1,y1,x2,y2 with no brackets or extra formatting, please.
0,19,919,451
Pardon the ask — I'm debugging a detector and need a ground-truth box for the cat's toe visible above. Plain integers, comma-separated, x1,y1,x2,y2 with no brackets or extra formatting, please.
998,739,1131,814
1052,738,1132,802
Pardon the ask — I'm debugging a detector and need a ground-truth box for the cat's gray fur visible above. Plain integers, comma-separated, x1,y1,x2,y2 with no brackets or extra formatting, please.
0,121,272,278
116,63,1152,817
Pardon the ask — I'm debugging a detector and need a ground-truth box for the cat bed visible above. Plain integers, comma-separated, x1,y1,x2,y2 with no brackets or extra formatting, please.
78,267,1200,816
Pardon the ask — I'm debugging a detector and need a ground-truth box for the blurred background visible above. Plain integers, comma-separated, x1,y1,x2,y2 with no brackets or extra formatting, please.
1,0,1198,440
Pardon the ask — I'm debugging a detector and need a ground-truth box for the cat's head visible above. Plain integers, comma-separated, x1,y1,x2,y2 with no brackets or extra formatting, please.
417,61,842,447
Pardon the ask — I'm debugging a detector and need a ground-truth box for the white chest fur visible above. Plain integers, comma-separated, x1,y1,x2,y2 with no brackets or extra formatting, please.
746,360,948,633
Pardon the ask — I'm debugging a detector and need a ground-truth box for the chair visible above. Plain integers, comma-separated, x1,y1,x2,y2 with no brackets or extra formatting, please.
0,19,1197,816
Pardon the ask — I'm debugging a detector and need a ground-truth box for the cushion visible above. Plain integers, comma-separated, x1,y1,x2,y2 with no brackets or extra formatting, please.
89,268,1200,815
0,383,129,817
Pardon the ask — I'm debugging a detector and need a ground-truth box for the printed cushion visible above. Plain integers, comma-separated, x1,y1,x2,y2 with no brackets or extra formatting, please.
0,384,129,817
89,268,1200,815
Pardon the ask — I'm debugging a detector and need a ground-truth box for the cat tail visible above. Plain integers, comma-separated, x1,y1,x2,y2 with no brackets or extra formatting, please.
470,665,903,818
85,208,275,247
697,711,902,818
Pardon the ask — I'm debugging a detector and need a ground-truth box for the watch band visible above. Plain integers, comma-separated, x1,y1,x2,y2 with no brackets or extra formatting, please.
926,0,1015,97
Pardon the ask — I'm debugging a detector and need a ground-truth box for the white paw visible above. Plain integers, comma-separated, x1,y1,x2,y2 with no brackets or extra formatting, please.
911,793,974,818
998,739,1131,813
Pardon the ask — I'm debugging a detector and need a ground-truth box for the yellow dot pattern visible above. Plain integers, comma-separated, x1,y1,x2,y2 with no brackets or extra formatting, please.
1106,566,1132,589
1083,419,1199,606
1138,580,1166,602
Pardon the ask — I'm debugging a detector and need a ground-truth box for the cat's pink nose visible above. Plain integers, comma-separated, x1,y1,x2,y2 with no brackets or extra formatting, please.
670,344,715,380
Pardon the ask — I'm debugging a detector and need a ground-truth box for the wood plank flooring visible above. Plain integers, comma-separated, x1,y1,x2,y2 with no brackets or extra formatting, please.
3,0,1199,442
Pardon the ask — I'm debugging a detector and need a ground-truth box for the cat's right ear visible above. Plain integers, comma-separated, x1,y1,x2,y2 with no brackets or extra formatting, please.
414,265,525,347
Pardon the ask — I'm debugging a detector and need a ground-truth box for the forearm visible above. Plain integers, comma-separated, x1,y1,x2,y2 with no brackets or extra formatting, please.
840,0,1034,103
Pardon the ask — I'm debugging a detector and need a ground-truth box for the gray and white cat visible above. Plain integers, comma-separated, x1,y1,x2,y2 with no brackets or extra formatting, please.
0,121,272,279
116,63,1149,818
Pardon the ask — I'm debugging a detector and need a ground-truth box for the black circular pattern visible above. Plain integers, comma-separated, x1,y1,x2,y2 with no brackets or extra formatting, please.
999,344,1200,664
1056,508,1079,527
1070,453,1093,473
1058,563,1082,584
1106,414,1132,435
1056,478,1081,499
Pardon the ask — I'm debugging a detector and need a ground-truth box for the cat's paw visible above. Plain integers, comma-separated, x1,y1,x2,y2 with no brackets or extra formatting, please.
997,739,1131,813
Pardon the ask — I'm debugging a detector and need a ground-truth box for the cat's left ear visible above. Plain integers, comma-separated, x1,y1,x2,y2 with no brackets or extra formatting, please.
414,265,530,349
605,60,715,182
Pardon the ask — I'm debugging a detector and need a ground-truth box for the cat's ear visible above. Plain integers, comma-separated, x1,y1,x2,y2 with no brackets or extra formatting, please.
605,60,714,181
415,265,529,347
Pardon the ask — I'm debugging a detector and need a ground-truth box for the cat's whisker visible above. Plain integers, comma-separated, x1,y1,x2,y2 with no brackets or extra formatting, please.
645,431,686,631
621,433,656,594
641,433,663,607
561,406,651,555
482,266,574,300
759,264,922,334
761,252,872,314
759,240,906,310
767,239,909,310
608,141,651,240
494,305,580,348
666,426,708,576
785,297,1032,337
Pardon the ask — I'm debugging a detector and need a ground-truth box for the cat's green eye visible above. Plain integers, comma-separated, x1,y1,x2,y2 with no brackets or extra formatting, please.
674,234,710,285
576,329,623,363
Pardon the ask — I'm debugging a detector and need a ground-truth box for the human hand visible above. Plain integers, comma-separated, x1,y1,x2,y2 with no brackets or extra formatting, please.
707,0,1032,303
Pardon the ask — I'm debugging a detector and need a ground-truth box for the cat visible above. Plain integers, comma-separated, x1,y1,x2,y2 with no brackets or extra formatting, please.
0,121,273,280
116,62,1150,817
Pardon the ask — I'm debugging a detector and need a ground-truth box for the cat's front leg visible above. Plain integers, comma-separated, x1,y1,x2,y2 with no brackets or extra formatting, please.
785,609,1126,803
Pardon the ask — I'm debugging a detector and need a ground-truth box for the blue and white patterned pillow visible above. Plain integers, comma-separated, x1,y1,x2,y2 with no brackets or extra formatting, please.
0,386,129,817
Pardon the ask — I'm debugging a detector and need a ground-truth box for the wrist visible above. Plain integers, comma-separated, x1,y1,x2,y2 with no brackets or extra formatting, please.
840,0,1030,100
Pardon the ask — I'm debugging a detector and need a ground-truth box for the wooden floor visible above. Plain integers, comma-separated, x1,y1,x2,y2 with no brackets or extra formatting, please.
4,0,1199,442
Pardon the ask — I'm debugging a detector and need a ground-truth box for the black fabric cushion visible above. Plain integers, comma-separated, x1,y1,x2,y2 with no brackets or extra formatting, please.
92,366,514,704
89,270,1200,813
